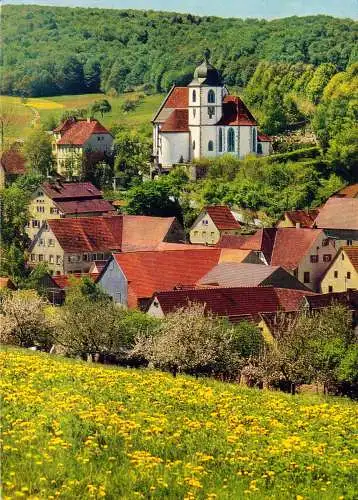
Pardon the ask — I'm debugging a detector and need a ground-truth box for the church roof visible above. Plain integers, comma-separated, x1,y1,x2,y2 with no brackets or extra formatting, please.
189,49,224,86
160,109,189,133
217,96,257,126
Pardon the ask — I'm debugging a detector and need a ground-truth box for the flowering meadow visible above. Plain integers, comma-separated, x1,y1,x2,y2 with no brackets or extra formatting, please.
1,349,357,499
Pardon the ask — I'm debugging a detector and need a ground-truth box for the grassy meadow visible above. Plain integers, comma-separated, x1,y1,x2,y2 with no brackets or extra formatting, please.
1,348,357,499
1,92,164,143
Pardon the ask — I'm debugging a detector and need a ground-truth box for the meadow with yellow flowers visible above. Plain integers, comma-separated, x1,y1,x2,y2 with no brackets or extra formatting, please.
1,348,357,499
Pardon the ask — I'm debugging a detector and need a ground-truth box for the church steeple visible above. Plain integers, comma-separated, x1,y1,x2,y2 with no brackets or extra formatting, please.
189,49,223,87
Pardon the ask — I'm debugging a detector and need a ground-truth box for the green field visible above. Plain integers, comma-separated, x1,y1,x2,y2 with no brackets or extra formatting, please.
1,92,164,143
1,348,357,499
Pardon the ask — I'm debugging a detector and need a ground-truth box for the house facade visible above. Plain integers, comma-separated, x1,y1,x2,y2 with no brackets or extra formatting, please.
277,209,319,229
152,50,272,171
26,181,114,241
189,205,241,245
52,118,113,176
320,247,358,293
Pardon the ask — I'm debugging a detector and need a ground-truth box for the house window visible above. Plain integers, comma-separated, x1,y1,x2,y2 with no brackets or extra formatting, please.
56,255,61,265
31,254,36,262
192,140,195,151
347,272,351,279
257,143,263,155
228,128,235,152
37,206,45,213
310,255,318,263
323,254,332,262
39,239,44,246
50,207,59,214
192,90,196,103
252,127,257,152
219,128,223,152
194,231,198,236
322,238,329,246
202,231,206,237
208,106,215,118
32,220,40,228
83,254,88,261
347,240,353,246
328,286,333,293
208,140,214,152
38,255,44,262
334,271,338,278
48,239,55,247
202,220,208,225
304,272,310,283
208,89,215,103
49,255,54,263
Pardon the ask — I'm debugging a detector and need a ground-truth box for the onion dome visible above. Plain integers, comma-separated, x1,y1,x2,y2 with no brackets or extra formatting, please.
190,49,223,86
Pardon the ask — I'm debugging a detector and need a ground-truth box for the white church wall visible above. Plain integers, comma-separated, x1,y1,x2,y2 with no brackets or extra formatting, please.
159,132,190,166
239,126,254,158
190,127,201,160
200,126,218,158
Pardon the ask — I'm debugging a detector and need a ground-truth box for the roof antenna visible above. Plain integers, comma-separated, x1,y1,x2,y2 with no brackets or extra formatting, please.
204,48,211,63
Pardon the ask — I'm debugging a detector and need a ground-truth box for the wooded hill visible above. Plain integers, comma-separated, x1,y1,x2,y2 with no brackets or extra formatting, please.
2,4,357,97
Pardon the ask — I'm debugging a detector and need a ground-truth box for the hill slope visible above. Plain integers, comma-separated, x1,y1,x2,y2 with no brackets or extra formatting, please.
2,5,357,97
1,348,357,498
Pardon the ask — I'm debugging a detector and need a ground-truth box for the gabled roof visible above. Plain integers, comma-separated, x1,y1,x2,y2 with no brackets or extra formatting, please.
274,288,316,311
44,215,178,254
215,234,251,248
205,205,241,230
343,246,358,272
333,184,358,198
112,249,223,307
160,109,189,133
42,182,103,200
150,286,315,319
282,209,319,228
152,86,188,123
54,199,114,215
56,119,112,146
198,263,281,287
257,133,272,142
216,96,257,126
240,228,278,263
313,198,358,230
0,150,26,175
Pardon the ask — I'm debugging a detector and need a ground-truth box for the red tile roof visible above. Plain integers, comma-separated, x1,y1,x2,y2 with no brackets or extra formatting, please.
113,249,224,308
313,198,358,230
42,182,103,200
215,234,251,248
54,199,114,215
121,216,177,252
0,150,26,175
56,119,111,146
303,290,358,310
281,209,319,228
161,109,189,133
343,246,358,272
240,228,278,263
258,133,272,142
205,205,241,230
217,96,257,126
52,273,95,289
333,184,358,198
164,86,188,109
150,286,315,319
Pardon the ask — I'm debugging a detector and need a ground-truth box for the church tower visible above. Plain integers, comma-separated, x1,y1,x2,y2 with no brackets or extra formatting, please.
188,49,227,160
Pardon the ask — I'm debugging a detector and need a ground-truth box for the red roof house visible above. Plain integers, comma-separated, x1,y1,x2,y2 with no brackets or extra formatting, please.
278,209,319,228
190,205,241,246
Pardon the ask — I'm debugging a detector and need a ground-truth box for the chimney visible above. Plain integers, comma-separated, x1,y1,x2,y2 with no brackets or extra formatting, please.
296,222,301,229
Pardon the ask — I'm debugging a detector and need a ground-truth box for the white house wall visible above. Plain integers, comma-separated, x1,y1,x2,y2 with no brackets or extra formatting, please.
84,134,113,153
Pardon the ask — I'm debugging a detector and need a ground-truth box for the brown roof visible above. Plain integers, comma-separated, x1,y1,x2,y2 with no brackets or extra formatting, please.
205,205,241,230
161,109,189,133
42,182,103,200
0,277,17,290
215,234,252,249
240,228,325,269
56,119,111,145
274,288,316,311
303,290,358,310
0,150,26,175
333,184,358,198
54,199,114,215
113,249,224,308
217,96,257,126
258,133,272,142
314,198,358,230
343,246,358,272
164,87,188,109
283,209,319,228
198,263,280,287
45,215,177,254
150,286,315,319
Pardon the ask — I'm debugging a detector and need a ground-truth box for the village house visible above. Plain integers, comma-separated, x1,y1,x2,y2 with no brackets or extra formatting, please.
97,248,255,309
26,181,114,241
146,286,315,321
229,227,337,291
0,149,26,188
152,50,272,173
29,215,184,275
52,118,113,176
189,205,242,245
320,246,358,293
277,209,319,229
313,197,358,249
197,263,311,291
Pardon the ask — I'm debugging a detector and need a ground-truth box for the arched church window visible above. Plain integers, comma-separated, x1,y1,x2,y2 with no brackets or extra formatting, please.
193,108,196,118
219,129,223,152
227,128,235,152
192,140,196,151
192,90,196,103
208,89,215,103
208,140,214,152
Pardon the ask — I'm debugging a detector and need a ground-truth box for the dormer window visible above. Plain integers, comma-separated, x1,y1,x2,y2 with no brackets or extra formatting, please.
208,89,215,103
192,90,196,103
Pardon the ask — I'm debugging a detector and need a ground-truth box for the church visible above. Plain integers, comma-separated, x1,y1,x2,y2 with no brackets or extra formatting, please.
152,50,272,171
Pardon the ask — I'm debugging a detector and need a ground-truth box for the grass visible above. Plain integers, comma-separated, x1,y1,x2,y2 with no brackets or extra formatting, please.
0,92,164,143
1,348,357,499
